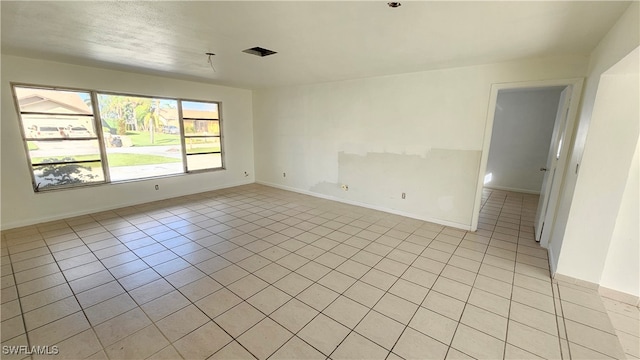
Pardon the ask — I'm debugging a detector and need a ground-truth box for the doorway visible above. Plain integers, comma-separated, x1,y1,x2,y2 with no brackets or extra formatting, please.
484,87,565,195
472,78,584,249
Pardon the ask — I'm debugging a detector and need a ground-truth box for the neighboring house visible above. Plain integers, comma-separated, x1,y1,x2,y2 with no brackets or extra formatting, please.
16,88,92,115
15,88,94,135
158,107,179,129
159,108,219,132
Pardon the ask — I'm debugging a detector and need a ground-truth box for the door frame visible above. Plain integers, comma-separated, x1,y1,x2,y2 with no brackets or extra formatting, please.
471,78,584,249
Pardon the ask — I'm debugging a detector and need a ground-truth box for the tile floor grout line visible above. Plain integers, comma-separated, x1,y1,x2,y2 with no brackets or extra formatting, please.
323,224,452,359
131,194,397,358
554,284,628,359
500,190,522,360
132,192,303,359
0,201,528,358
553,280,572,360
387,242,462,358
3,250,33,354
69,217,198,359
508,190,567,359
28,223,110,359
82,191,297,358
158,191,446,358
246,213,444,358
3,185,629,360
203,205,387,356
56,212,216,359
5,187,450,356
102,219,269,358
445,188,510,359
548,287,628,324
262,207,452,357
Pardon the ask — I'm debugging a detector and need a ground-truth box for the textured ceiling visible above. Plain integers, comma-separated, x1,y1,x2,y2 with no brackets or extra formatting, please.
0,1,631,89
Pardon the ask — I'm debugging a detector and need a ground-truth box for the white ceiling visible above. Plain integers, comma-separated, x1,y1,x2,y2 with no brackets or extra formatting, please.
1,1,631,89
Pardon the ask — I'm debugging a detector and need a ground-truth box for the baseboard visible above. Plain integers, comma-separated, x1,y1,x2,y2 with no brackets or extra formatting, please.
553,273,600,290
598,286,640,307
256,180,472,231
553,273,640,306
485,185,540,195
553,274,640,306
0,179,254,231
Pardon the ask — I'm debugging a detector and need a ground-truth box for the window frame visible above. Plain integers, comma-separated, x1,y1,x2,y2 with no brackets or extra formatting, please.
11,85,108,191
11,83,226,192
95,91,185,183
179,100,225,173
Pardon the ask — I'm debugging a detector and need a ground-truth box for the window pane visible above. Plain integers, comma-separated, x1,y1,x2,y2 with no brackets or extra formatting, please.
106,149,183,182
21,114,97,139
185,137,220,154
186,153,222,171
32,161,104,190
97,94,180,140
15,87,93,114
29,140,101,164
182,101,218,119
14,85,226,191
183,120,220,136
97,94,184,182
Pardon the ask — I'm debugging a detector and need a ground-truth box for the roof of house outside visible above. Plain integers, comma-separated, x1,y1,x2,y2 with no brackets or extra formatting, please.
15,87,93,115
160,108,219,121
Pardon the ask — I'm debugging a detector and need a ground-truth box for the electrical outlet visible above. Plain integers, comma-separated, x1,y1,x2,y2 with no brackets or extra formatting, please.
283,172,286,178
155,184,159,190
244,171,249,177
341,184,349,191
401,192,406,199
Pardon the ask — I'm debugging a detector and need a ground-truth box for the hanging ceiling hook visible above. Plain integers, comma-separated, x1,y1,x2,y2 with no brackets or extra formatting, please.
206,52,216,72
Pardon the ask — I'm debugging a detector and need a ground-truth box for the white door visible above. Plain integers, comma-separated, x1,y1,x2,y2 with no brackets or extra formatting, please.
534,86,572,241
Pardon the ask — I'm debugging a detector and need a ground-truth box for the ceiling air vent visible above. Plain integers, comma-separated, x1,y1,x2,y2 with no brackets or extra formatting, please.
242,47,277,57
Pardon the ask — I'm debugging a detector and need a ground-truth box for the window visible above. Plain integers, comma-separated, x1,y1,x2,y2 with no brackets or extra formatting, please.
14,87,106,190
181,101,223,171
13,85,224,191
97,94,183,181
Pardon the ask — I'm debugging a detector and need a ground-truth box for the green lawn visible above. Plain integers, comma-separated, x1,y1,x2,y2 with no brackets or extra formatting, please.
108,153,180,167
126,131,181,146
31,153,180,167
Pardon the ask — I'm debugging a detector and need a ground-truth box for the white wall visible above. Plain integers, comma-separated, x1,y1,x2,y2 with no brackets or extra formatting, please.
253,55,588,229
600,137,639,298
555,50,639,290
1,55,255,229
548,1,639,283
485,87,563,194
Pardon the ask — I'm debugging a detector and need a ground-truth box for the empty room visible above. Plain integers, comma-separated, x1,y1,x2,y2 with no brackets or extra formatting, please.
1,1,638,359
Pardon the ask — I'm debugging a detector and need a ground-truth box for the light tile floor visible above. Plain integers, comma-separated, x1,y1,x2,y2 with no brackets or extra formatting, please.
603,297,640,359
0,185,636,359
